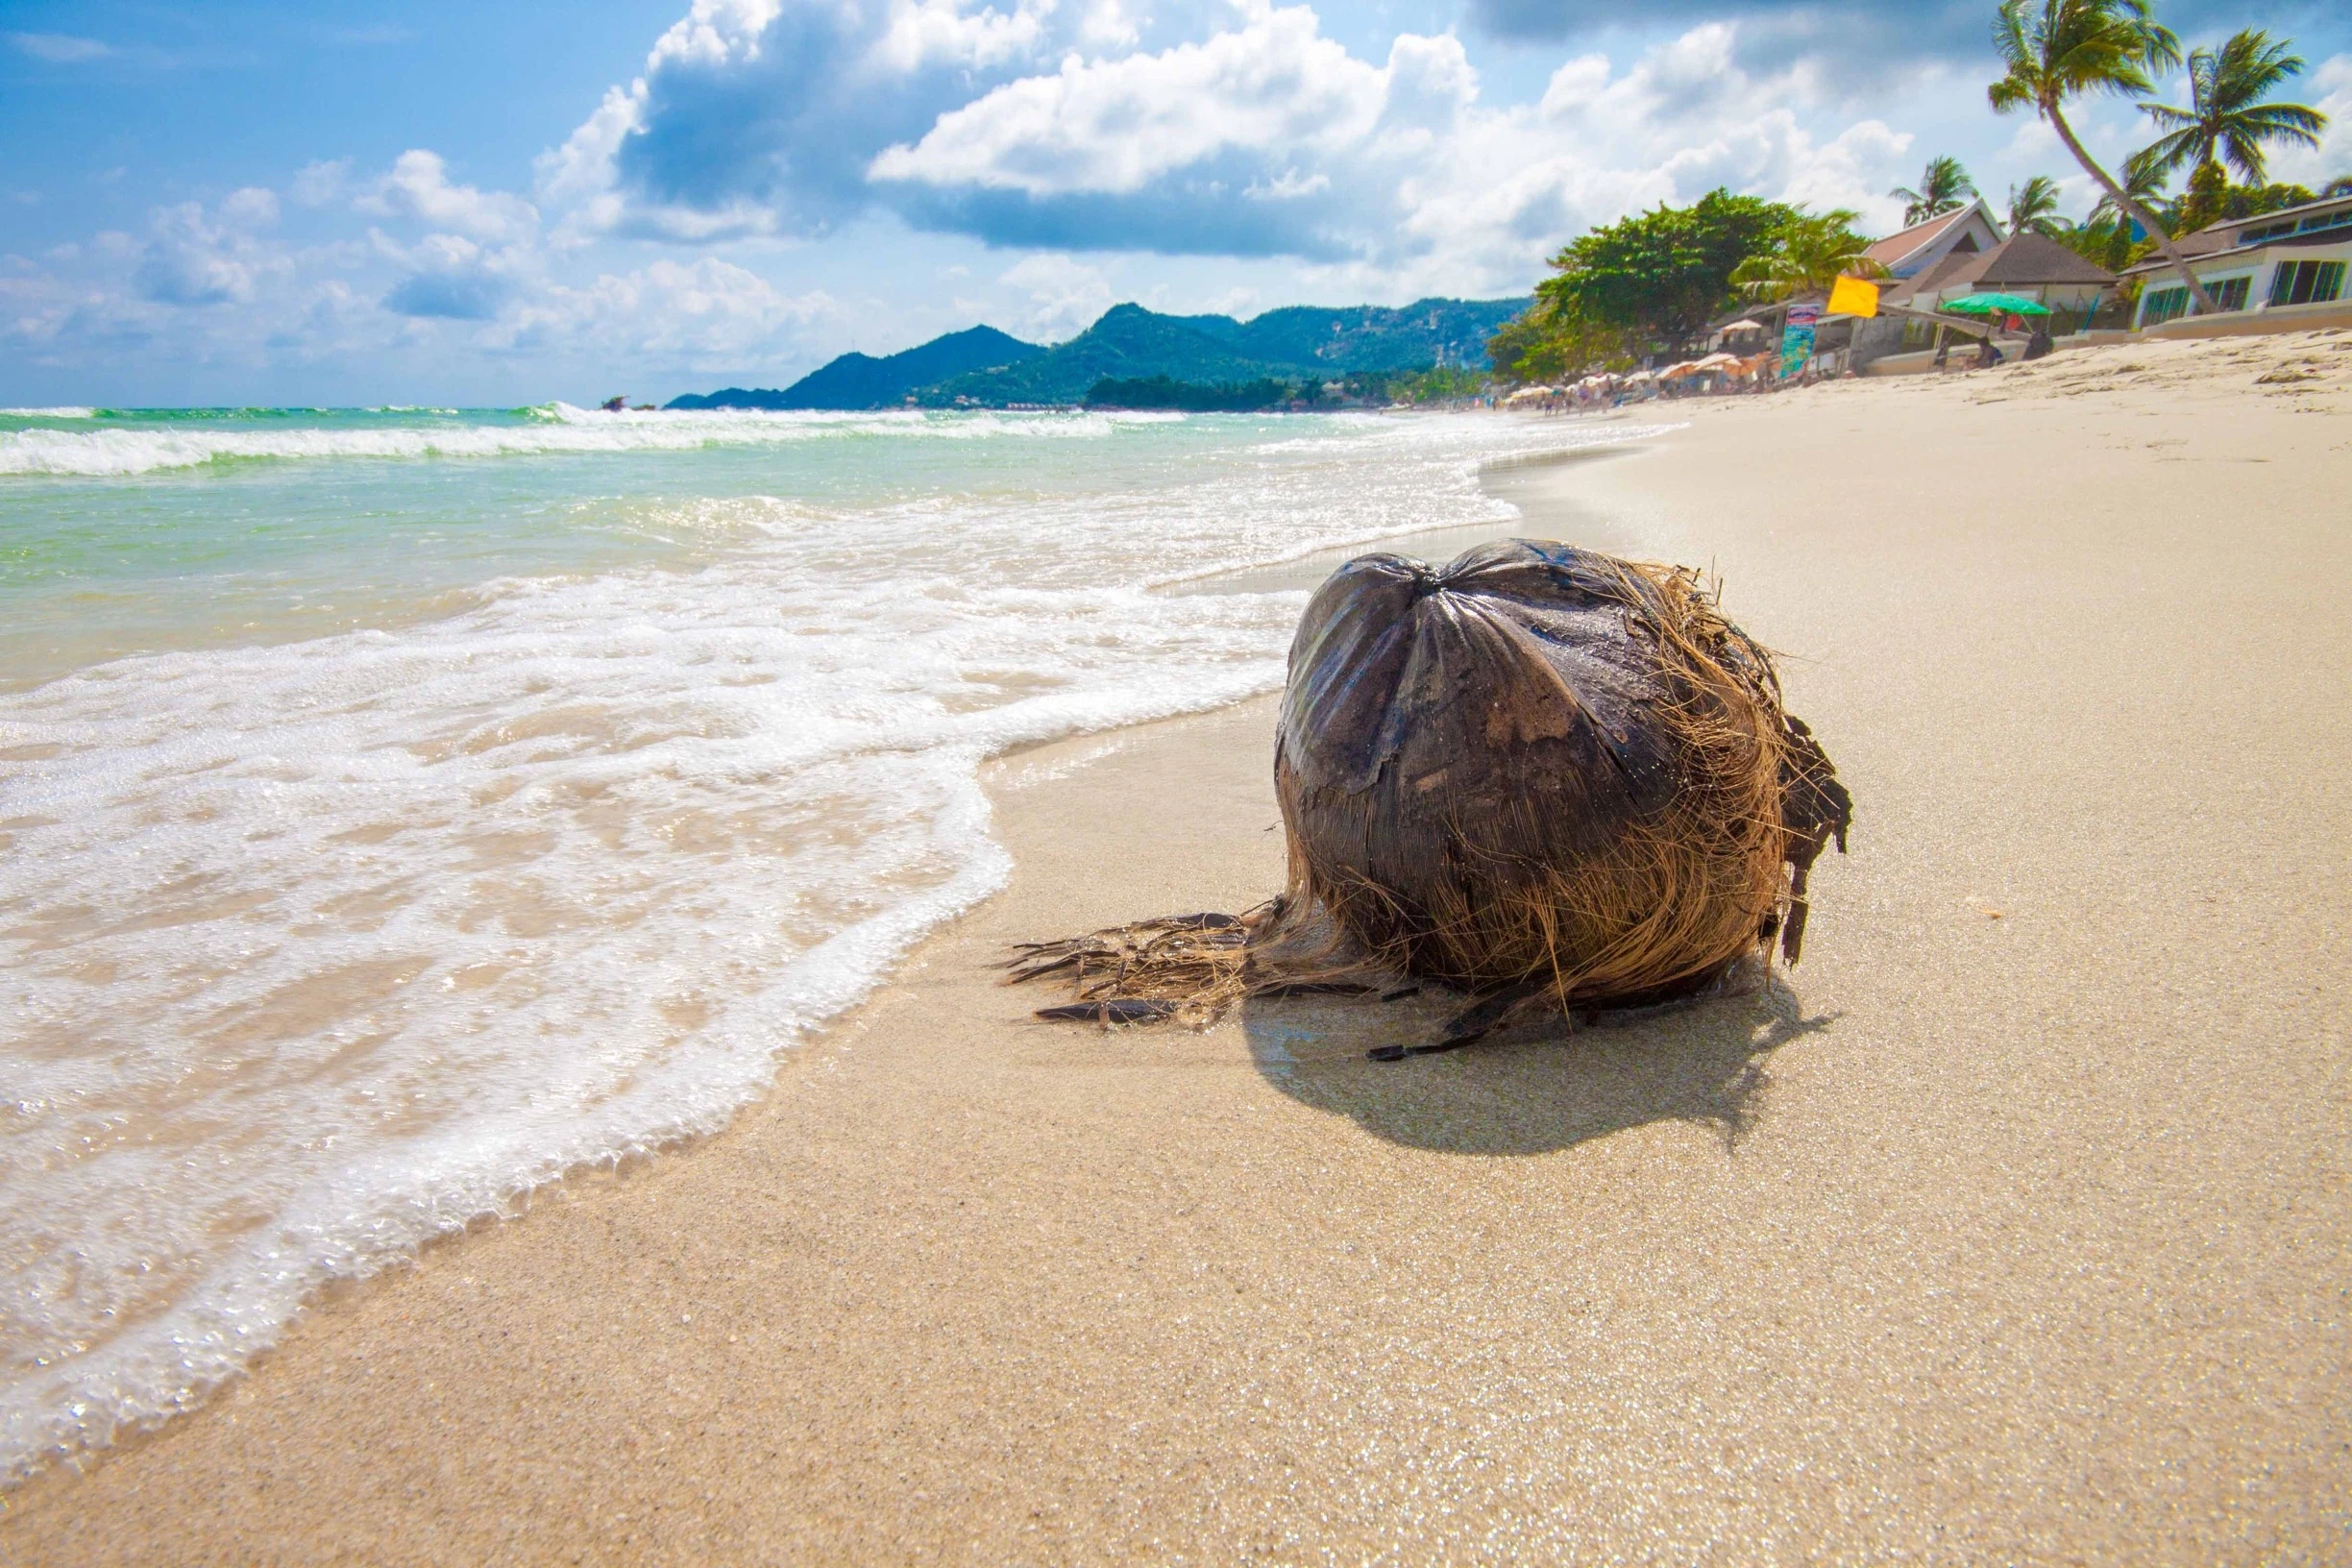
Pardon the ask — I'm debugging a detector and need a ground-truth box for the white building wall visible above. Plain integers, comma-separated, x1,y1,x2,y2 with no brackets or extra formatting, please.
2134,237,2352,328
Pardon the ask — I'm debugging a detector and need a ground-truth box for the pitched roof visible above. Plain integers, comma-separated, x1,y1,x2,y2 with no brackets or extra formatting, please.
1892,247,1992,300
1883,233,2116,306
1973,233,2117,285
1863,204,1988,270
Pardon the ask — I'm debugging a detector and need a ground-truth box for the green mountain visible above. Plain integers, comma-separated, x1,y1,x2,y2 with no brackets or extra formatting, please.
666,325,1042,410
666,297,1532,411
924,298,1530,406
923,306,1285,406
1208,298,1533,373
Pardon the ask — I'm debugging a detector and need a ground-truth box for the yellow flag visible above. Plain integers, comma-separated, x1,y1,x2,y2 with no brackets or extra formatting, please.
1826,276,1879,318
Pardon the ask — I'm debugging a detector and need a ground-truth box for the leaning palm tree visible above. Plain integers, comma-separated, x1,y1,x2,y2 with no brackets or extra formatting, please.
2139,29,2327,185
1889,157,1978,226
2008,175,2071,235
1990,0,2213,315
1730,211,1891,301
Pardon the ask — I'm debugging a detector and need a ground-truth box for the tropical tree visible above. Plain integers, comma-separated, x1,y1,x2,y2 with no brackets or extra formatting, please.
1483,306,1633,385
2138,29,2327,185
2172,162,2317,233
1989,0,2213,314
2325,175,2352,198
1729,210,1889,300
1889,157,1978,226
2089,147,2175,231
2007,174,2071,235
2055,150,2168,269
1534,188,1802,356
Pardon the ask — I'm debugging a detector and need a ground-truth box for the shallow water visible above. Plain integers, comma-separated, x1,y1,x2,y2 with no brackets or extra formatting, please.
0,401,1664,1481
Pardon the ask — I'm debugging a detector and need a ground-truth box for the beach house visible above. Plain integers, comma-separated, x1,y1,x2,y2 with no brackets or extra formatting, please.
2120,189,2352,331
1859,199,2005,280
1878,232,2118,331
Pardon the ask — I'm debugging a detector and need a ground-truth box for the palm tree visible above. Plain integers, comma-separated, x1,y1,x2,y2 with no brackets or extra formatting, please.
1889,157,1978,226
2008,175,2071,235
2062,149,2173,269
2327,175,2352,198
1730,210,1890,301
1989,0,2213,315
2139,30,2327,185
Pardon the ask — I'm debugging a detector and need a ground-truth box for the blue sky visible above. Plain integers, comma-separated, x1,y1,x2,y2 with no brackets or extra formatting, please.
3,0,2346,404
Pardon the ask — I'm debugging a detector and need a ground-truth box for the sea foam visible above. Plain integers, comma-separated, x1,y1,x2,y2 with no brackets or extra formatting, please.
0,408,1665,1482
0,404,1179,477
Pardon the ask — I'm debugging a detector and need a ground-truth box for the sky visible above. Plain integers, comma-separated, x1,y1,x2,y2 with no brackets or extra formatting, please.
3,0,2347,404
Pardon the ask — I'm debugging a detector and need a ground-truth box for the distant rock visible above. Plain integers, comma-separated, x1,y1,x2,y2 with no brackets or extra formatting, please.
665,326,1044,410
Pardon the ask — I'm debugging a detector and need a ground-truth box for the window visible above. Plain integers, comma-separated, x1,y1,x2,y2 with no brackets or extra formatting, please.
2209,276,2251,311
2242,221,2297,243
2296,211,2352,235
2268,259,2347,307
2142,286,2190,325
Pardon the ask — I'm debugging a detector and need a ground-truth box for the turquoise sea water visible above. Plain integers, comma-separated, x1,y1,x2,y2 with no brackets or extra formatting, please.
0,402,1661,1481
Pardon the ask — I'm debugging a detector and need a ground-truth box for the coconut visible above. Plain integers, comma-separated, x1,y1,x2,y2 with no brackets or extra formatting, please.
1010,538,1850,1041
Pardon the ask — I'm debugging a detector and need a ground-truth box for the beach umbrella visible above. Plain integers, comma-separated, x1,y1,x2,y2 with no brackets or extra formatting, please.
1719,319,1767,332
1941,292,2050,316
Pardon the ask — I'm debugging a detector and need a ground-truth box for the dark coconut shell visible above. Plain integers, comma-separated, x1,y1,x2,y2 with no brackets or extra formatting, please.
1274,539,1850,1003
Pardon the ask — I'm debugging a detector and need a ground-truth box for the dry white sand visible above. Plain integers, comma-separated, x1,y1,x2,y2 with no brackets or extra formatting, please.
6,331,2350,1563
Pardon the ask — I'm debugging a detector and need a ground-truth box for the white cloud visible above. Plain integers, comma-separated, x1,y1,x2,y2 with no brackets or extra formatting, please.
997,252,1114,338
502,257,835,361
221,187,281,228
866,10,1919,284
291,160,352,208
2266,54,2352,190
9,33,110,62
870,6,1385,196
647,0,785,70
358,151,538,242
870,0,1054,73
134,200,293,306
531,0,1924,289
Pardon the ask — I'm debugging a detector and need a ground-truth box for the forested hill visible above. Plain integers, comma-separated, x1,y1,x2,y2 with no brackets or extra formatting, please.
926,298,1530,406
667,297,1531,410
665,326,1042,409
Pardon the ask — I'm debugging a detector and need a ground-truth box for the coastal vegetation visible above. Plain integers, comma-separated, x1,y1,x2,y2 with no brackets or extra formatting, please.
1486,193,1875,380
2007,175,2069,236
1084,375,1306,411
1730,210,1886,302
1988,0,2218,312
1484,189,1806,380
1891,157,1979,226
1486,0,2342,386
1084,366,1491,411
2138,29,2326,186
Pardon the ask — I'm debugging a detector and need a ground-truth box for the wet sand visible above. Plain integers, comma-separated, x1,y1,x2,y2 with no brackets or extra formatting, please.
6,331,2351,1562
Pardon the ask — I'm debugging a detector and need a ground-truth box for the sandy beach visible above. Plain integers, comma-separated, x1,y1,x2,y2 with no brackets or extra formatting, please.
6,331,2350,1563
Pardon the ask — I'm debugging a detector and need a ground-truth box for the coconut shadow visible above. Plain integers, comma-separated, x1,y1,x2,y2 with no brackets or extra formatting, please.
1239,976,1835,1157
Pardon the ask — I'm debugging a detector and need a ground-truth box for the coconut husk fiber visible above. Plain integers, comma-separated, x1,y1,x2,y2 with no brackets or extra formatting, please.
1009,538,1851,1049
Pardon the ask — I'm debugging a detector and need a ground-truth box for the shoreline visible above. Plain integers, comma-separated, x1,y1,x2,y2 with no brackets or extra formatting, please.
6,331,2349,1560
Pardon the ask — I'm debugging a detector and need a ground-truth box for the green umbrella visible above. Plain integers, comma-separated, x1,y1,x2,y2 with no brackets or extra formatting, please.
1941,291,2051,316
